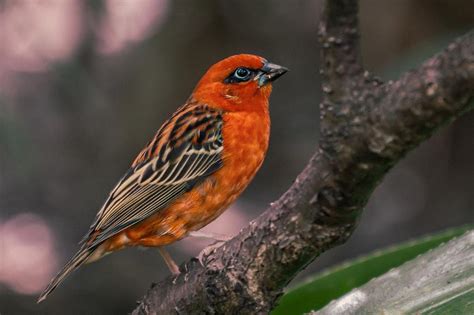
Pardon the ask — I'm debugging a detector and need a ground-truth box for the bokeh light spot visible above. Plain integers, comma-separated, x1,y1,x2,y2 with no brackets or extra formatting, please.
0,213,58,295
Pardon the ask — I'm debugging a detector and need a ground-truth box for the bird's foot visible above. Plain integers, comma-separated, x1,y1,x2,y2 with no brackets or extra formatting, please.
196,240,228,267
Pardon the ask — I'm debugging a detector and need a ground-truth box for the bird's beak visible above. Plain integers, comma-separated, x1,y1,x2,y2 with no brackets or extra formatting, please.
257,62,288,87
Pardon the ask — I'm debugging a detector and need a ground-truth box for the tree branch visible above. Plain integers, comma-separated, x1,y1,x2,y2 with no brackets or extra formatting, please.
132,0,474,313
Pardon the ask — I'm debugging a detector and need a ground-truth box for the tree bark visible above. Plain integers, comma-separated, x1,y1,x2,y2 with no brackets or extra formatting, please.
132,0,474,314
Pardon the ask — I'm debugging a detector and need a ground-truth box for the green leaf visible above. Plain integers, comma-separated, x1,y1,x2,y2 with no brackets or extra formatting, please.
272,226,471,315
316,229,474,314
420,287,474,315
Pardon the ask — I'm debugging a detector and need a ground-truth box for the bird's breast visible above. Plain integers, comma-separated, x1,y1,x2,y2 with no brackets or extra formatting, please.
219,110,270,193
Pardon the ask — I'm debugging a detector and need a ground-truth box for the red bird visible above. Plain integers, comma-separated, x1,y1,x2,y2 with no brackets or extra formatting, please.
38,54,287,302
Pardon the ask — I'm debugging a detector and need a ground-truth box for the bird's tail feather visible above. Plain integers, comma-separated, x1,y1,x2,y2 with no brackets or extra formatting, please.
37,246,94,303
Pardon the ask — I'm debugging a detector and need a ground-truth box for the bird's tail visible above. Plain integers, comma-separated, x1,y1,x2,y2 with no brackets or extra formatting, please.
37,246,95,303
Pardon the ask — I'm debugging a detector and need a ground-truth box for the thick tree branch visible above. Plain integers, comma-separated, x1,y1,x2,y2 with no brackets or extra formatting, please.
319,0,363,90
132,1,474,313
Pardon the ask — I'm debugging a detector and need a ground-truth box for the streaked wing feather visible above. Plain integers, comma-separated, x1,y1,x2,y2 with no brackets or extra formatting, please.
83,103,223,247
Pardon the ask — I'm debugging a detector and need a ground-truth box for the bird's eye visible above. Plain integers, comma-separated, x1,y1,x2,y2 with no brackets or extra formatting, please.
234,67,251,80
223,67,255,84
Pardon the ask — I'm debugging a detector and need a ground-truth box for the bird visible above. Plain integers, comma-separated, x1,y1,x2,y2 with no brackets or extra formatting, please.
38,54,287,302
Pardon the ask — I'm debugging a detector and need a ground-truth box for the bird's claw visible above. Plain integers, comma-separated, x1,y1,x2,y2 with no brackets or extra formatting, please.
196,240,227,266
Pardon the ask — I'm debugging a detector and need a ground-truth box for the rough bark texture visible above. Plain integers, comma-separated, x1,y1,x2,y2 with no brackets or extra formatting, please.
132,0,474,314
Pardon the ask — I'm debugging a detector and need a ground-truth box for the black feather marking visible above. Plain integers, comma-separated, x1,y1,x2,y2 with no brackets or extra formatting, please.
166,141,189,163
140,163,155,183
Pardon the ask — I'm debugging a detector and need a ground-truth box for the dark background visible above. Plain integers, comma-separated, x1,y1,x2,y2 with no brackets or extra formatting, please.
1,1,473,314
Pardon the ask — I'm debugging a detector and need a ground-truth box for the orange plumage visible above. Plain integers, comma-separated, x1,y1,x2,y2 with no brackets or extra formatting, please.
38,54,287,302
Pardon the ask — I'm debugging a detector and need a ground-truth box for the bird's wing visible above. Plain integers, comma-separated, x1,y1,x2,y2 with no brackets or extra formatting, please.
83,103,224,247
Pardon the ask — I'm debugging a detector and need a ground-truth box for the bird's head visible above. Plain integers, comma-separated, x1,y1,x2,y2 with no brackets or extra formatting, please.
193,54,288,112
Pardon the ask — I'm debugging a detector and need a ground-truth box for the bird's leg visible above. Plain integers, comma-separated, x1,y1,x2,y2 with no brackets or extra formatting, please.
188,231,232,242
158,247,180,275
